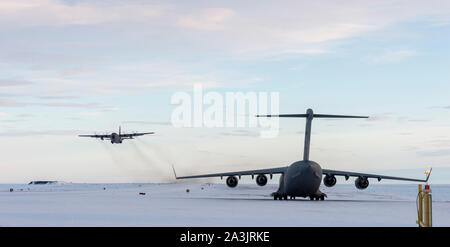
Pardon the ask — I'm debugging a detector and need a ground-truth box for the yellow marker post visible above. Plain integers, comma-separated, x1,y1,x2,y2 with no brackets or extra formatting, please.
417,169,433,227
424,186,432,227
417,184,423,226
417,182,432,227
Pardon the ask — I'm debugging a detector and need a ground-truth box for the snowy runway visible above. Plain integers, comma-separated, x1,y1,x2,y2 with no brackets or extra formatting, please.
1,183,449,226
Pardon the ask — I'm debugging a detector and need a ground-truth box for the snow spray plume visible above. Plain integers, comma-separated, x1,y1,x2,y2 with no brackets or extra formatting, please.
101,141,141,183
101,141,125,171
135,138,173,163
136,139,218,183
135,138,179,182
129,141,172,181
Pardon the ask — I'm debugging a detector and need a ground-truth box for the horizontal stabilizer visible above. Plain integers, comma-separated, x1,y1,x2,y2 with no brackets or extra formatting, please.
313,114,368,118
256,114,308,118
257,114,368,119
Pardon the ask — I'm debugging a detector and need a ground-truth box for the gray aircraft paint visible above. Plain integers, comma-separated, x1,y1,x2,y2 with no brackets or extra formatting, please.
79,126,154,144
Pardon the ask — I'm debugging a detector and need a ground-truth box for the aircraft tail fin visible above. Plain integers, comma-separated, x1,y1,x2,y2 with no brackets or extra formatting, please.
425,168,432,182
171,164,178,179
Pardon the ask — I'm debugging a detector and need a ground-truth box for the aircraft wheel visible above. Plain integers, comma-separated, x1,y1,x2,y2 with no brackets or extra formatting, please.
309,196,314,200
283,195,288,200
273,193,280,200
320,195,325,201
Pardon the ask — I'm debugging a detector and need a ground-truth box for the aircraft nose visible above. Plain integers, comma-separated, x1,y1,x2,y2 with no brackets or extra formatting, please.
313,170,321,179
304,163,321,179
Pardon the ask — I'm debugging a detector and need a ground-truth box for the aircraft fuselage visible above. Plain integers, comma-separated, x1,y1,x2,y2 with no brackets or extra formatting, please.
277,160,323,198
111,133,123,143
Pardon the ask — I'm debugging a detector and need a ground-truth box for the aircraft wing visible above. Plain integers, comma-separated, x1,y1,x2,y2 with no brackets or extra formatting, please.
78,134,112,139
120,132,154,139
322,168,432,182
175,166,288,179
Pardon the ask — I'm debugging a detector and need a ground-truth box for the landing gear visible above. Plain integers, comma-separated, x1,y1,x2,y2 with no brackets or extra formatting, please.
273,193,280,200
309,194,326,201
272,193,289,200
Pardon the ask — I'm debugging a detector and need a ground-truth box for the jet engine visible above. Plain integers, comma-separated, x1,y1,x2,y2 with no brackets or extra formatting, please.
323,174,337,187
226,176,238,188
256,174,268,186
355,177,369,190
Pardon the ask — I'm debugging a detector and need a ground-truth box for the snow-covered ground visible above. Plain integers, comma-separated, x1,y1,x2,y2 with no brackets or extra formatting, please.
0,182,449,226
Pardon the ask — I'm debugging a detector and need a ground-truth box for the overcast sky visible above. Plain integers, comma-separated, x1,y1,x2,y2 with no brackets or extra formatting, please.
1,0,450,183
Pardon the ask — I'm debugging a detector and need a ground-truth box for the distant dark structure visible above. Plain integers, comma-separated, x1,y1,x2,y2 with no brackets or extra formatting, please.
28,181,58,185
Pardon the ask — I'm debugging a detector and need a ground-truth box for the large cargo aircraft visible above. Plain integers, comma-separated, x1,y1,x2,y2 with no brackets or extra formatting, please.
175,108,431,200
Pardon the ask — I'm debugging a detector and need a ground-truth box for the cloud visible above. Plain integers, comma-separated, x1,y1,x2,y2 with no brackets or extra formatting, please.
177,8,235,31
364,113,394,121
1,51,102,69
1,0,450,98
0,129,77,136
41,102,101,108
367,50,418,64
173,0,450,56
276,49,328,55
0,98,29,107
0,79,33,87
428,105,450,109
396,116,431,123
38,95,80,100
406,119,429,122
417,149,450,157
0,98,105,109
398,132,412,135
0,0,166,27
17,113,33,118
363,113,430,123
0,119,23,123
58,66,99,77
2,0,449,57
0,62,239,97
122,121,172,126
219,129,260,137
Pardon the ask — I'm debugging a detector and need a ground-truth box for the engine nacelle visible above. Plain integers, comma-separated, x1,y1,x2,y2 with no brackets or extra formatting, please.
323,174,337,187
355,177,369,190
226,176,238,188
256,174,268,186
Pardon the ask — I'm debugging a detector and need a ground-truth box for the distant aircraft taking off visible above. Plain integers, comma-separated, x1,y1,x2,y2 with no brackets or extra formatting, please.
175,108,432,201
79,126,154,144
